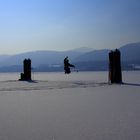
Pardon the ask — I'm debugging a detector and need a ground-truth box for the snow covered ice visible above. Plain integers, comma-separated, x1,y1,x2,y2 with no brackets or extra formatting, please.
0,71,140,140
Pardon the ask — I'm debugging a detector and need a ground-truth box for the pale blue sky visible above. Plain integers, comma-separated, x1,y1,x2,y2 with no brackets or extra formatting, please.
0,0,140,54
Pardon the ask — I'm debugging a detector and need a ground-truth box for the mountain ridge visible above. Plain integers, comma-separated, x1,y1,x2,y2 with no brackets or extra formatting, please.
0,42,140,71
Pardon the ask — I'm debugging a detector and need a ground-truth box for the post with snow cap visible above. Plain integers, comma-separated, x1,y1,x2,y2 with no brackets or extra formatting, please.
19,58,32,81
109,49,122,84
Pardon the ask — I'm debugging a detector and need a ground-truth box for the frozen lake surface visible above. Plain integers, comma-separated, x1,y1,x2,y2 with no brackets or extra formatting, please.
0,71,140,140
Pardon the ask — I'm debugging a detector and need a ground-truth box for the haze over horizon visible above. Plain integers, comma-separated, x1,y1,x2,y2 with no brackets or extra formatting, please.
0,0,140,54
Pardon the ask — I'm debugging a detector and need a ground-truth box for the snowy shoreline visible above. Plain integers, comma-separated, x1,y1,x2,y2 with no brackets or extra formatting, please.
0,71,139,140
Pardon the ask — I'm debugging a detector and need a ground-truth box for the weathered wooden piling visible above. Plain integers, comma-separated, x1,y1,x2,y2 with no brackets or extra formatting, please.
109,49,122,83
20,59,32,81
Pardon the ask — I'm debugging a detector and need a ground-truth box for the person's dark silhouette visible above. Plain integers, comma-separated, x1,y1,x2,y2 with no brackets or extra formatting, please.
64,56,75,74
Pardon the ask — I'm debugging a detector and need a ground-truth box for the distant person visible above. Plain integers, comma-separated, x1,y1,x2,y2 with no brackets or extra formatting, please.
64,56,75,74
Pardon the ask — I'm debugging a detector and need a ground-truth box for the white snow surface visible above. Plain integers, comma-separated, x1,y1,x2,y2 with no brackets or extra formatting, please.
0,71,139,140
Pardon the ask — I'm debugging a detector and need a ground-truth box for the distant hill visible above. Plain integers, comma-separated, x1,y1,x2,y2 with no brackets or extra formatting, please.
0,50,83,67
119,42,140,70
73,42,140,70
120,42,140,62
0,55,11,62
0,43,139,72
73,42,140,63
74,49,110,62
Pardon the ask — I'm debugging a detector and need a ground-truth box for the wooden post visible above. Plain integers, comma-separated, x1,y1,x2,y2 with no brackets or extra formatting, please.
20,59,32,81
109,49,122,83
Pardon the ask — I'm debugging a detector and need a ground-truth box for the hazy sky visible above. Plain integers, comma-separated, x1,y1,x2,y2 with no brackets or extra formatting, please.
0,0,140,54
